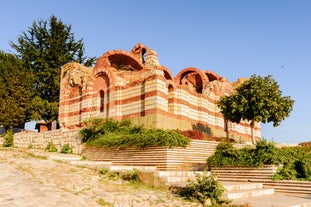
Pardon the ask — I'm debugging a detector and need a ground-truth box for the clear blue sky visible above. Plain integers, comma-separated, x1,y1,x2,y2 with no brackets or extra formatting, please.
1,0,310,143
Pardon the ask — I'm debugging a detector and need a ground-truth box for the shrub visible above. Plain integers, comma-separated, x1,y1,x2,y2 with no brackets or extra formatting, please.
208,140,311,181
45,141,58,152
2,129,14,147
180,173,229,206
181,130,204,140
99,168,109,175
121,168,142,184
274,146,311,180
253,139,279,166
207,140,281,168
80,118,190,149
192,123,213,137
60,144,72,154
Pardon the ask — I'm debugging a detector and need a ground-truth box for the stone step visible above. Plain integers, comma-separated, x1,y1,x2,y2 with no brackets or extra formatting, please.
217,177,273,182
224,188,275,199
232,194,311,207
69,160,112,169
222,182,263,191
46,153,82,161
108,165,157,172
155,171,206,186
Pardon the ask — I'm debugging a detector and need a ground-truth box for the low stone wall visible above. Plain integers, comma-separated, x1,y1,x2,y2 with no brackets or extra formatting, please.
13,129,83,154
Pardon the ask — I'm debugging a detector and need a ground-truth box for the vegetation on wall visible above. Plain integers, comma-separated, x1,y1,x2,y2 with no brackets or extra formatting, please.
179,130,205,140
207,140,311,180
192,123,213,138
80,118,190,149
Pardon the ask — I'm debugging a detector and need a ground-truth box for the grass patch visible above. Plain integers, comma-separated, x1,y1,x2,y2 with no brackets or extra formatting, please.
97,198,113,206
45,142,58,152
25,152,47,160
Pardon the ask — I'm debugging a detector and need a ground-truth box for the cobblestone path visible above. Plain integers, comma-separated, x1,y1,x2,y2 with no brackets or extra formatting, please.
0,148,200,207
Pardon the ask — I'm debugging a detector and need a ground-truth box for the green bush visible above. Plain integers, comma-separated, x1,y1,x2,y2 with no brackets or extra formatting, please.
2,129,14,147
274,146,311,180
254,139,279,166
121,168,142,184
192,123,213,137
60,144,72,154
207,140,280,168
208,140,311,181
45,141,58,152
80,118,190,149
180,173,229,206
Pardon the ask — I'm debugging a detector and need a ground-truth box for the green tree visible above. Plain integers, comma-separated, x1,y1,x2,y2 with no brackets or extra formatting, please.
0,51,33,131
217,75,294,145
10,15,95,123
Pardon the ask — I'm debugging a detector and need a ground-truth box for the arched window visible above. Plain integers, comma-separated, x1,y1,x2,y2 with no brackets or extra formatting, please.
168,85,174,113
99,90,105,113
142,48,146,64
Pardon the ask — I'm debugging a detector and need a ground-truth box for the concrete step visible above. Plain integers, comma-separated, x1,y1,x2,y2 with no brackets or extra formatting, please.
232,194,311,207
224,187,274,199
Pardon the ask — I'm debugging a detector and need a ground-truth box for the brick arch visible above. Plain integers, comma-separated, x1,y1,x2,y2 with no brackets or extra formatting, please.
95,50,144,70
92,67,116,88
93,72,111,117
160,66,174,81
175,67,209,93
94,72,110,91
204,70,222,81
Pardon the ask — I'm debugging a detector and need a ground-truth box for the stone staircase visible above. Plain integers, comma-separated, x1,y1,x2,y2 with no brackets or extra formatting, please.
210,166,311,197
210,165,278,182
41,152,311,207
159,171,311,207
222,182,274,200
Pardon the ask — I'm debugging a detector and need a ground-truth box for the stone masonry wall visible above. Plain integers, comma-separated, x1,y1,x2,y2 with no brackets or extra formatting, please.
13,129,83,154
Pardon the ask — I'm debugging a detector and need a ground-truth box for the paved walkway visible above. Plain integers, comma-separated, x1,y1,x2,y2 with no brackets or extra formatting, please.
0,148,200,207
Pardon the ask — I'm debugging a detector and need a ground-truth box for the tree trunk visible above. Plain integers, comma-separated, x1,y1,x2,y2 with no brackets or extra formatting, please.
225,119,230,142
250,120,256,145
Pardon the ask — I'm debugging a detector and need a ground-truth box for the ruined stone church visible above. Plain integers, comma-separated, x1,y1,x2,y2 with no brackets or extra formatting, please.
59,43,260,142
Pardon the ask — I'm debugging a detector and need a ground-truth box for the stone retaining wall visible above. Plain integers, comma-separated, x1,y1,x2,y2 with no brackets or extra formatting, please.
13,129,83,154
82,140,247,171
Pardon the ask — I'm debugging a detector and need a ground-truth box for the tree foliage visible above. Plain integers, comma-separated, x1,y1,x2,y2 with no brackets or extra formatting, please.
10,15,96,123
0,51,33,130
217,75,294,144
